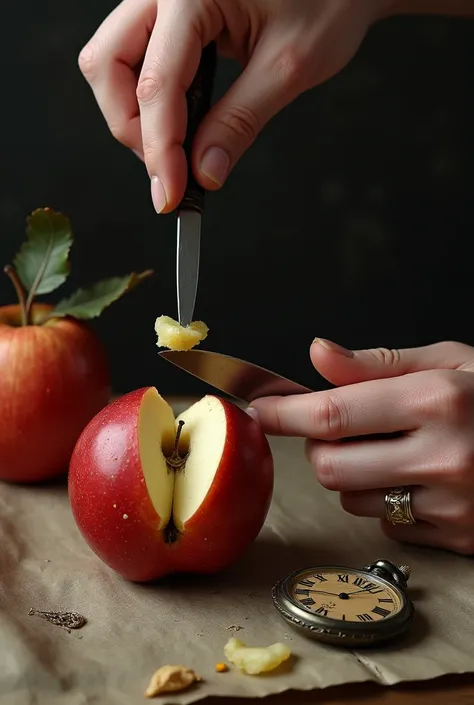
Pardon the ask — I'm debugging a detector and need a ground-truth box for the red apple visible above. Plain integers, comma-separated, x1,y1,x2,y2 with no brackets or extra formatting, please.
0,303,110,483
68,387,274,582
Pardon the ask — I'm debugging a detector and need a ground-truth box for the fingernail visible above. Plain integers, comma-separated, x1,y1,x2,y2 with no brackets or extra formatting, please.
246,406,259,423
313,337,354,358
150,175,166,213
200,147,230,186
132,149,144,162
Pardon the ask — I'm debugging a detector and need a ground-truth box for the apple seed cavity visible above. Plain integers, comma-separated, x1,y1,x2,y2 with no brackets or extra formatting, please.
165,420,188,472
162,420,189,545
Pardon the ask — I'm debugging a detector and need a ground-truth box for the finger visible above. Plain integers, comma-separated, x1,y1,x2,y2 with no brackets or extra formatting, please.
191,36,308,190
305,437,421,492
136,0,224,212
310,338,474,387
340,486,432,521
341,487,474,529
249,376,420,440
382,521,474,556
78,0,156,153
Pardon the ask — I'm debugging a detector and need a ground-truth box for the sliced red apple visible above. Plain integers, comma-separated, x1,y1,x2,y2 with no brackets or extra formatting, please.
68,387,274,582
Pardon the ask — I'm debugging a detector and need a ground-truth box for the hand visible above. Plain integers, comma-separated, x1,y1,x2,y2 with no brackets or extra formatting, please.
78,0,390,213
249,338,474,556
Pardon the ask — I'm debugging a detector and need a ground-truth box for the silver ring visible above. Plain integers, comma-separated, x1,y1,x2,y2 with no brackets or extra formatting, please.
385,487,416,525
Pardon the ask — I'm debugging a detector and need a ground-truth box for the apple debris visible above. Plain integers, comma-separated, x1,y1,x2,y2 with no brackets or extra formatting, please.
144,665,202,697
224,637,291,675
215,663,229,673
155,315,208,351
4,207,152,326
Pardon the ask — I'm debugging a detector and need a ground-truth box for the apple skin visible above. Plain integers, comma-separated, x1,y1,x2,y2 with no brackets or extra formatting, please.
0,303,111,483
68,387,274,582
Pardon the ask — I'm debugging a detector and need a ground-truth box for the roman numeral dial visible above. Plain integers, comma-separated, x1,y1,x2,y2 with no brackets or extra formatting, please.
291,568,402,623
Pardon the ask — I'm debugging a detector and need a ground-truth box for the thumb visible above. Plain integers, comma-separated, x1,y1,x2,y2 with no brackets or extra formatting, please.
310,338,474,387
192,38,305,189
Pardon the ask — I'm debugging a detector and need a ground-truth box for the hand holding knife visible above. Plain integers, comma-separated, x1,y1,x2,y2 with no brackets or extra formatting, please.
176,42,217,328
164,42,313,405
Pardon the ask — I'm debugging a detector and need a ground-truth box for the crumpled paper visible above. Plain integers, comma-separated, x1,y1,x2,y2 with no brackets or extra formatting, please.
1,398,474,705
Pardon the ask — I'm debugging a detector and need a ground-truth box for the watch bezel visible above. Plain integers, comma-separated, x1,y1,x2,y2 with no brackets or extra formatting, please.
271,564,415,645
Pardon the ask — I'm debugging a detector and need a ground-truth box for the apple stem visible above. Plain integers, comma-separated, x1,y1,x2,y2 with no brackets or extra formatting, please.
166,420,188,471
3,265,28,326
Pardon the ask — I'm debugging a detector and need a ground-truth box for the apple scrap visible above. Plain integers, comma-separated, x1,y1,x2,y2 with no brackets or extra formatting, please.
144,665,202,697
224,637,291,675
154,315,208,351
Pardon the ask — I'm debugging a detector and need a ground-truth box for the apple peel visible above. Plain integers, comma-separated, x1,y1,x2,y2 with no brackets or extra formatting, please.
224,637,291,675
154,315,208,351
144,665,202,697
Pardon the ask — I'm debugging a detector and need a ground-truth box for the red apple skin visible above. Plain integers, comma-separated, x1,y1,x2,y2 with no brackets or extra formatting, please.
68,387,274,582
0,303,111,483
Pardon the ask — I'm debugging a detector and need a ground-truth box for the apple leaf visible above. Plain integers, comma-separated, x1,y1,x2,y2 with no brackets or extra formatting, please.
49,270,153,320
13,208,73,296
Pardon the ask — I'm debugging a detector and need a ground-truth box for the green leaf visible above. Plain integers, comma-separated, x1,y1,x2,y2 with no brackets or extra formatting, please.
49,270,153,320
13,208,73,296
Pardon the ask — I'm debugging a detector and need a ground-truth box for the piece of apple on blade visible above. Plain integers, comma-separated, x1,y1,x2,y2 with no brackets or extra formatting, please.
68,387,274,582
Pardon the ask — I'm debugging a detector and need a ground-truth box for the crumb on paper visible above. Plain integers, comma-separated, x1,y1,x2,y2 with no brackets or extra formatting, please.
154,315,208,352
144,665,202,698
28,609,87,633
227,625,243,632
215,663,229,673
224,637,291,675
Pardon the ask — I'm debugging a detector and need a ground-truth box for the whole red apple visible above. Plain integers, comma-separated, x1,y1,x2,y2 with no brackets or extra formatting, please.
0,303,110,483
68,387,274,582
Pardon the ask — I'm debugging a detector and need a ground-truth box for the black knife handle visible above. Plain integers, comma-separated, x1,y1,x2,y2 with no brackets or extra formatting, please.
180,41,217,214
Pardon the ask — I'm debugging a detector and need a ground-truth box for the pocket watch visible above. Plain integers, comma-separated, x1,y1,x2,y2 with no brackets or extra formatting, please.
271,559,415,646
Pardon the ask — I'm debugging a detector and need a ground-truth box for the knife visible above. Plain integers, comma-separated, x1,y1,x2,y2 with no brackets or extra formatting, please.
176,42,217,327
159,349,313,404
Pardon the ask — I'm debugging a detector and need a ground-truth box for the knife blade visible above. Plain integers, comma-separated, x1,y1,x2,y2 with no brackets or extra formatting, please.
159,349,313,404
176,210,201,328
176,42,217,327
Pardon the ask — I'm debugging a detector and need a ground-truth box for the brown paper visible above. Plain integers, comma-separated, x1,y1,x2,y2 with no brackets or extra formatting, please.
1,398,474,705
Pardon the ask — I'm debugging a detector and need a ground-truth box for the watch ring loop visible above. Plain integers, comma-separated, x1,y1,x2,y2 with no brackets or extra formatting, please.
385,486,416,525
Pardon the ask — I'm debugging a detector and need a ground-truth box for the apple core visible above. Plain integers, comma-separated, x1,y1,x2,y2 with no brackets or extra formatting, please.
138,389,228,544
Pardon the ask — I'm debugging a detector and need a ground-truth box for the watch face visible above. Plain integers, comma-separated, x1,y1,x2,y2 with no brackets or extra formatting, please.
289,567,403,623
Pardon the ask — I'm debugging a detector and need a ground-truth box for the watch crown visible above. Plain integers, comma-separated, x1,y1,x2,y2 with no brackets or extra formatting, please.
398,565,411,580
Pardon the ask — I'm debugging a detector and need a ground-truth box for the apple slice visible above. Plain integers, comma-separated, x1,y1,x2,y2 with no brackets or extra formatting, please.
68,387,274,582
154,315,208,351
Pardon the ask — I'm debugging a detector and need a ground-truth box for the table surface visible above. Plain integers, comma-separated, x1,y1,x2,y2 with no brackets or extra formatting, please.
127,399,474,704
205,674,474,704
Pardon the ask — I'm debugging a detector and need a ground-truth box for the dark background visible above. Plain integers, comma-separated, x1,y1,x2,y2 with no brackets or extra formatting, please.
1,4,473,398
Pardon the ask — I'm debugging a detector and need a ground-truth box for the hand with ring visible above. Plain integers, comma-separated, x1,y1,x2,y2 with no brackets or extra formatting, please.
248,338,474,556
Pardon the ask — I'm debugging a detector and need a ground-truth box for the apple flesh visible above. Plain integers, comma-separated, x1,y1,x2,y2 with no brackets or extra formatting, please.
0,303,110,483
68,387,274,582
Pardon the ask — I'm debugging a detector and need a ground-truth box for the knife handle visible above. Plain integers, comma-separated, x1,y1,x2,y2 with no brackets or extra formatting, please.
180,41,217,214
